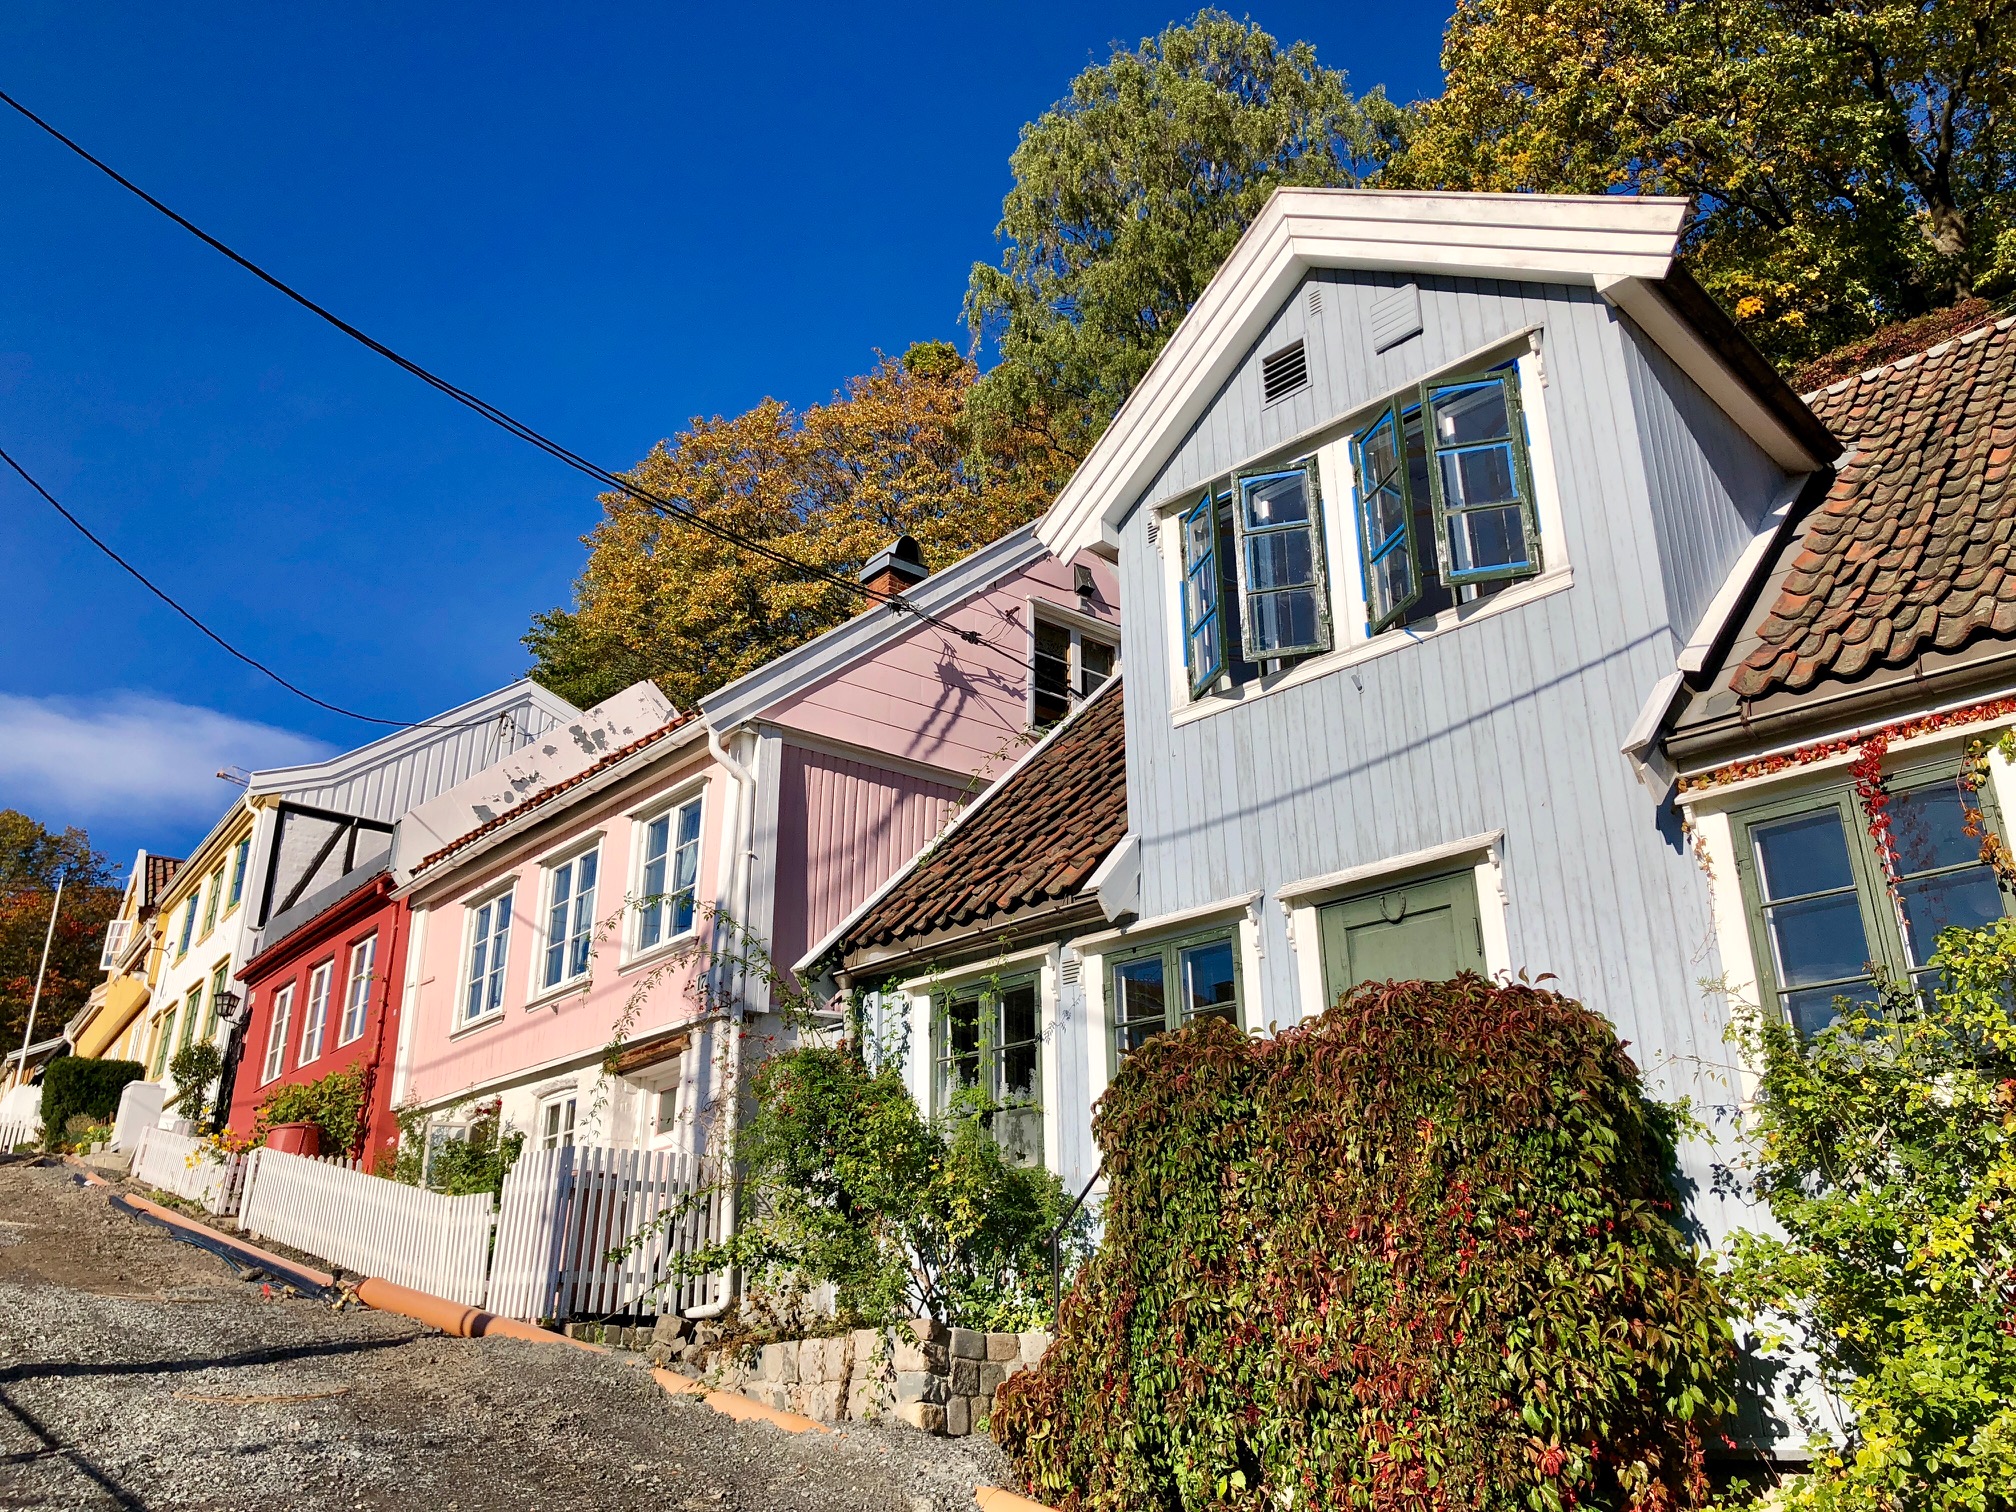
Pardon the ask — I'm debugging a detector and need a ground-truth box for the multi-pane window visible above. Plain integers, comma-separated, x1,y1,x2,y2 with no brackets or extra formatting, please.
637,801,703,952
152,1008,178,1077
339,934,376,1045
177,895,198,960
934,977,1044,1166
1737,767,2013,1036
1352,369,1535,636
227,837,251,911
539,1094,578,1151
1030,617,1118,727
200,866,225,939
261,985,294,1084
1110,932,1241,1059
299,961,333,1064
206,963,229,1042
543,848,600,989
1233,462,1330,659
463,892,513,1023
180,985,203,1051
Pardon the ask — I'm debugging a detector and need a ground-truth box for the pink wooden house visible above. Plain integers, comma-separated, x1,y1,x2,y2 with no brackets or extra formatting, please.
386,528,1118,1161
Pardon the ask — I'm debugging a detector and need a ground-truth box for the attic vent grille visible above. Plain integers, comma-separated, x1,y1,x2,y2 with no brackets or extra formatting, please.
1306,284,1323,318
1261,340,1308,403
1061,957,1080,987
1146,513,1160,545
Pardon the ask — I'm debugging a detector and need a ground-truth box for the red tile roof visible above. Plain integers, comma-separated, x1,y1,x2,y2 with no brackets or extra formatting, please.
142,854,183,911
1733,316,2016,701
414,712,701,874
839,681,1127,954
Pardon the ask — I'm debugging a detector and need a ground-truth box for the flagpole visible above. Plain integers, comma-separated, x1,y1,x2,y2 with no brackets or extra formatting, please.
14,875,63,1091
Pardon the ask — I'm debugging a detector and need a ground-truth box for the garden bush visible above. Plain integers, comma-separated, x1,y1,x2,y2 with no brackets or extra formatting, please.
254,1062,367,1156
39,1057,142,1148
993,975,1733,1511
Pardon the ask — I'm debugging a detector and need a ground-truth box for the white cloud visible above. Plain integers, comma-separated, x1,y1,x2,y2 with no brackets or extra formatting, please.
0,692,334,826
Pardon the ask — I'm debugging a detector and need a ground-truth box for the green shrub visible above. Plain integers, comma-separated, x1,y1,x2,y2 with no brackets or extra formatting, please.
1719,921,2016,1510
166,1040,223,1122
420,1099,524,1197
255,1062,367,1157
994,975,1733,1511
39,1057,142,1149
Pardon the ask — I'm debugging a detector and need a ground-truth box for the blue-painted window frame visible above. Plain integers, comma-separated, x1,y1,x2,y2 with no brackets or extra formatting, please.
1352,404,1420,635
1231,456,1332,662
1178,491,1226,697
1421,368,1542,586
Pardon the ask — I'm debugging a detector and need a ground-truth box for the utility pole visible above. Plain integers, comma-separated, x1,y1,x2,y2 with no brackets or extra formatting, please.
13,874,63,1091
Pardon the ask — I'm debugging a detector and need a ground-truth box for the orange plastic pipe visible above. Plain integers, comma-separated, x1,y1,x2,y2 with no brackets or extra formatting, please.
650,1367,831,1434
975,1487,1056,1512
351,1276,604,1352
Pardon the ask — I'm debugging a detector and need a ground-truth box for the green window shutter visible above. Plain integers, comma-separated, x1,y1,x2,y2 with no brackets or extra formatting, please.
1317,871,1486,1008
1233,457,1332,660
1423,370,1542,586
1179,492,1226,696
1354,403,1421,634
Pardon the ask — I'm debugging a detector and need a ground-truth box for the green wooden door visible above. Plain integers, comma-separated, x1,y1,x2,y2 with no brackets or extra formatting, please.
1318,871,1487,1007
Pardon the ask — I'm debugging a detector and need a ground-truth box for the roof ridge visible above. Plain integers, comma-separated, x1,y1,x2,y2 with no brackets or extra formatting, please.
1802,314,2016,403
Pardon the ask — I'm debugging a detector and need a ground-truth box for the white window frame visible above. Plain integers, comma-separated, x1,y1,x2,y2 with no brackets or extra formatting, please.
537,1091,579,1151
261,983,295,1086
1158,340,1570,724
100,917,131,972
299,960,333,1064
536,840,603,996
338,933,377,1047
628,792,705,962
459,885,516,1029
1026,599,1121,729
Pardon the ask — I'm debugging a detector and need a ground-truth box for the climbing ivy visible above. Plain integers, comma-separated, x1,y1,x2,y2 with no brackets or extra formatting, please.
993,975,1733,1510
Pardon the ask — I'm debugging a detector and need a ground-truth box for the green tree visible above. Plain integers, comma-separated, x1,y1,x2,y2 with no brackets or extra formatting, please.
963,10,1404,462
524,343,1064,710
1721,921,2016,1509
1395,0,2016,363
0,811,120,1064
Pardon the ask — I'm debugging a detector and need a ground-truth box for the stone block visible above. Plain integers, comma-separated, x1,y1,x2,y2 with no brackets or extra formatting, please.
948,1327,984,1360
653,1315,690,1346
788,1382,812,1416
985,1332,1019,1362
1000,1358,1023,1383
897,1400,946,1436
949,1358,981,1396
979,1362,1007,1399
890,1339,948,1375
761,1343,797,1384
814,1335,846,1381
849,1327,880,1368
944,1394,971,1437
899,1317,947,1347
893,1371,946,1405
647,1343,670,1367
804,1381,842,1422
677,1341,706,1364
1019,1331,1052,1365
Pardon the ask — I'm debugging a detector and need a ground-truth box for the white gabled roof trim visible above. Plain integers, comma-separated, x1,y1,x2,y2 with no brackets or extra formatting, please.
1034,187,1810,558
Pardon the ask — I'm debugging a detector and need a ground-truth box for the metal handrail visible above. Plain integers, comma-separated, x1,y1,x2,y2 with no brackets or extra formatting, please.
1048,1160,1104,1324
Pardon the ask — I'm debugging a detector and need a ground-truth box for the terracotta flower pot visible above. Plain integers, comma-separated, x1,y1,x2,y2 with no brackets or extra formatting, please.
265,1121,322,1157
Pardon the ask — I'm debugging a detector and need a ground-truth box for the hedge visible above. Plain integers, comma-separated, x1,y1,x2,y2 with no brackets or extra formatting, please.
993,975,1734,1511
39,1057,144,1146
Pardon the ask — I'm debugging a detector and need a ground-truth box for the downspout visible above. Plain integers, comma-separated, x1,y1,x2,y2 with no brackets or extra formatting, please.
689,724,757,1318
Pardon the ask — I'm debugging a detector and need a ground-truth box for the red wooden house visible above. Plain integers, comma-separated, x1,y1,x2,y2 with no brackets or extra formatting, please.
227,864,409,1162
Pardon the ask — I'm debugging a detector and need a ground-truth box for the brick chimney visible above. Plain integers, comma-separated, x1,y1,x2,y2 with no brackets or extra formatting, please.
860,535,929,600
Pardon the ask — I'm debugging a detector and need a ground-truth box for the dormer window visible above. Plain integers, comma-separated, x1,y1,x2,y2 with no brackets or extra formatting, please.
1030,614,1117,727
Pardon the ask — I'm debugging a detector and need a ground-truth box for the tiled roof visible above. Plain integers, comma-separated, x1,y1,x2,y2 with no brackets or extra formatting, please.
414,712,700,874
1733,316,2016,701
840,680,1127,954
142,854,183,910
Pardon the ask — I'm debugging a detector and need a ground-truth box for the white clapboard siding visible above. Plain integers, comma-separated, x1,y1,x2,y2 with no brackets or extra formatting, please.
130,1127,250,1215
239,1147,493,1305
489,1145,725,1322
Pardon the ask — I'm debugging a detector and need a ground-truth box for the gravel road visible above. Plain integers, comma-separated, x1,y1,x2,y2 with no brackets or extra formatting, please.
0,1157,1007,1511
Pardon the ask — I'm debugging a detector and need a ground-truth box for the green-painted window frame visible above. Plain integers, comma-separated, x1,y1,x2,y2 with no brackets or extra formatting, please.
1231,455,1332,662
205,962,229,1042
181,985,203,1051
176,895,198,961
1179,491,1226,697
930,972,1045,1165
1421,368,1543,587
1730,757,2015,1033
152,1008,177,1077
226,836,250,912
1107,927,1244,1064
1352,403,1421,635
200,865,225,940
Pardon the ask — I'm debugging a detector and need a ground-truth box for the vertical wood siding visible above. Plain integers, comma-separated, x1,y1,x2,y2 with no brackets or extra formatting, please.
770,744,967,970
1116,269,1785,1243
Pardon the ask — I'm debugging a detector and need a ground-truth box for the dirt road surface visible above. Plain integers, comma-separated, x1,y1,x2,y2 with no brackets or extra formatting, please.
0,1158,1006,1511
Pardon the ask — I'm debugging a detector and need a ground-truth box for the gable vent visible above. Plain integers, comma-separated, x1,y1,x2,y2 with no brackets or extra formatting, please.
1306,284,1324,319
1261,339,1309,404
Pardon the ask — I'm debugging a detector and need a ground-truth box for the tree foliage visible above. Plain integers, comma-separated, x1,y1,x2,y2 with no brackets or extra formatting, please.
0,811,121,1065
963,10,1404,461
1394,0,2016,363
995,977,1732,1511
523,343,1065,710
1721,922,2016,1509
38,1057,142,1150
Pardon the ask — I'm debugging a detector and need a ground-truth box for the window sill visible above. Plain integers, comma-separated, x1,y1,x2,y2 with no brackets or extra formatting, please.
523,979,592,1014
1171,565,1574,728
449,1009,506,1041
619,932,701,977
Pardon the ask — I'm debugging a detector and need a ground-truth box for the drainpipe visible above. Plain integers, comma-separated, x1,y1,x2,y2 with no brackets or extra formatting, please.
689,725,757,1319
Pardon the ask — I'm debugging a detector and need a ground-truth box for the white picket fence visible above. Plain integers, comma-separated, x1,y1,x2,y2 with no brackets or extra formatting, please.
130,1126,250,1216
489,1145,725,1322
240,1146,494,1306
0,1117,38,1152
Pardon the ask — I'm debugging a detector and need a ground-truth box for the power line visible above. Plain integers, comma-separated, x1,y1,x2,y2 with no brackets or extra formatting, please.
0,86,982,648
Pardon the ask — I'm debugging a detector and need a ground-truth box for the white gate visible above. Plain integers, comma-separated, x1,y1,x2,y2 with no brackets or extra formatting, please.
239,1147,493,1305
130,1126,249,1215
489,1145,724,1322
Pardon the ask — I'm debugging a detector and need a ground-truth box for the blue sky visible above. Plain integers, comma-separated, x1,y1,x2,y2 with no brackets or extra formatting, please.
0,3,1452,873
